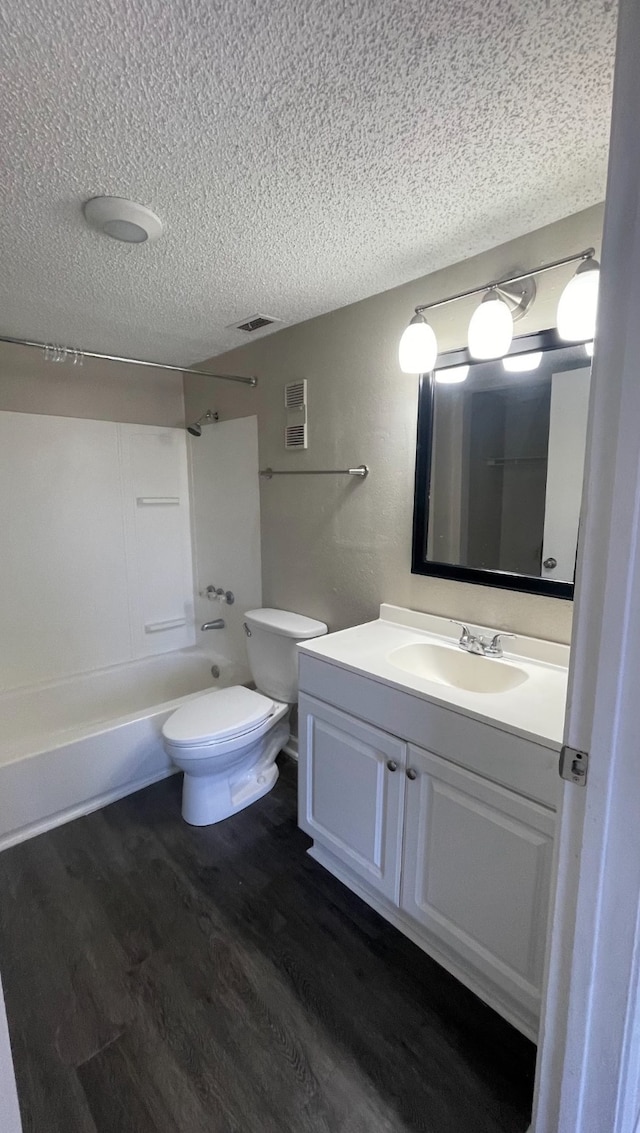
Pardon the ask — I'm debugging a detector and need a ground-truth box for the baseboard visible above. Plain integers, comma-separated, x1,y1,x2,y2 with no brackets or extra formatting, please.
0,767,178,853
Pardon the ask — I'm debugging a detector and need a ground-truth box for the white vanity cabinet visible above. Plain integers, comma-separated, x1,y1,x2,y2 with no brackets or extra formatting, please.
400,743,554,1030
298,697,406,902
298,667,559,1041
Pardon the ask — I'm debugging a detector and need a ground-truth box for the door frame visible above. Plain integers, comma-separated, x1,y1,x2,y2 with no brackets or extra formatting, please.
532,0,640,1127
0,977,21,1133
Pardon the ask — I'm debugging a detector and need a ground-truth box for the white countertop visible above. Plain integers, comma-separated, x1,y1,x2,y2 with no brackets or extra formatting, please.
298,604,570,750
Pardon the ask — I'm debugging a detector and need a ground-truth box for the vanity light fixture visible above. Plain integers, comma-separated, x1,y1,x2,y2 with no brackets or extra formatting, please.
468,289,514,359
557,258,600,341
502,351,543,373
399,248,597,373
398,313,438,374
436,364,469,384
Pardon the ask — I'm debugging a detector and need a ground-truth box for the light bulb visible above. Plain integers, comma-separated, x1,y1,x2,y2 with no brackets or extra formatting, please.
468,290,514,359
502,351,542,373
436,365,469,384
398,314,438,374
557,259,600,341
585,341,594,357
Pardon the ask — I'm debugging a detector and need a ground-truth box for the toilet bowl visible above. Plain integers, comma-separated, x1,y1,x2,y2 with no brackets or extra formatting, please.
162,608,327,825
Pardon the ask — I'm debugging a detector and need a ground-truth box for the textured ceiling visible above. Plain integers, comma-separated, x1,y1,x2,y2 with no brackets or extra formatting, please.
0,0,617,367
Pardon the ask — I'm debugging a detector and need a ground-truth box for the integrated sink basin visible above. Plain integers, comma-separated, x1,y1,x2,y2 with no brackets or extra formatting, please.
297,604,569,748
387,642,529,694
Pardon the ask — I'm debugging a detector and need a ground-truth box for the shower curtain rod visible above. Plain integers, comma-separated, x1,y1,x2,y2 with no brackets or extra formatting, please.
0,335,258,387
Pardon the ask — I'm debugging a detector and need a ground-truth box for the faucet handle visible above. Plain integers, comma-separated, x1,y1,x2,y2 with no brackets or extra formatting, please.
449,619,471,641
487,631,516,656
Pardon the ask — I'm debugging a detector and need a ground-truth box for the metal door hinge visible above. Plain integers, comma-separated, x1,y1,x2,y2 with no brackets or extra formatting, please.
559,745,589,786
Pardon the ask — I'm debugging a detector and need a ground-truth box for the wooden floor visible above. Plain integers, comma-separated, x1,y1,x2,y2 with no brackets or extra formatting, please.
0,758,536,1133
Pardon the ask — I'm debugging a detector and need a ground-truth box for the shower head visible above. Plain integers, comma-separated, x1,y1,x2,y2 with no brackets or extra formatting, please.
186,409,219,436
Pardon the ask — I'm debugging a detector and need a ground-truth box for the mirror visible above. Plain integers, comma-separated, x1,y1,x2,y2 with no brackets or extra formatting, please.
412,329,592,598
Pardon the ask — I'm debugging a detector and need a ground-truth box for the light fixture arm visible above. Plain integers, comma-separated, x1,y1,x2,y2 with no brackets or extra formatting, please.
493,278,536,322
413,248,595,317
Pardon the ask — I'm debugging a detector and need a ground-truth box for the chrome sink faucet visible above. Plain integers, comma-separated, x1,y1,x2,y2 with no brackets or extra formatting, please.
449,620,515,658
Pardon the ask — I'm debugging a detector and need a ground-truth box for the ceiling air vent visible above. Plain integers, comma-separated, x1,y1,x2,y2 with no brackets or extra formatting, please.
284,379,307,449
231,313,281,333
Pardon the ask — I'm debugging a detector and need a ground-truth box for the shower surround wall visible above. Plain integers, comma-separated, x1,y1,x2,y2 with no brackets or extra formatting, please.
0,345,262,845
189,416,262,685
0,411,194,691
184,204,605,645
0,408,199,845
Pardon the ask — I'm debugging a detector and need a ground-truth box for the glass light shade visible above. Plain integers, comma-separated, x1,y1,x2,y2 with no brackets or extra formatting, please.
436,364,469,384
585,340,594,357
502,351,542,373
468,291,514,359
398,315,438,374
557,260,600,341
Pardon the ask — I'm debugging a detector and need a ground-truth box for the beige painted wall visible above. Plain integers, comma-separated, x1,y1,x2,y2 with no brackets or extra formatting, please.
0,342,184,426
186,204,602,643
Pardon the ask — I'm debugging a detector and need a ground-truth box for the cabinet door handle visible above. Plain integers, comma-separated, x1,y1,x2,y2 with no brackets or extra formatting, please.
406,768,418,780
386,760,398,772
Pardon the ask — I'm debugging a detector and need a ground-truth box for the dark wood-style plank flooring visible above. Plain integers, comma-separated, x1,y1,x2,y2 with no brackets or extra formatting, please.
0,758,536,1132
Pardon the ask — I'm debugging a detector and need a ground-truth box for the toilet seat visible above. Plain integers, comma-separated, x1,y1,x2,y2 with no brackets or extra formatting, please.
162,685,280,751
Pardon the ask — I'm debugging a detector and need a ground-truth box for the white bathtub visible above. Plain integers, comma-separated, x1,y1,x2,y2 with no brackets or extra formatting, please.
0,649,223,850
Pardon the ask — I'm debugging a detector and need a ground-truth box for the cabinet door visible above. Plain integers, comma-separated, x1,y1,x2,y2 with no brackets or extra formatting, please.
401,744,554,1026
298,695,406,903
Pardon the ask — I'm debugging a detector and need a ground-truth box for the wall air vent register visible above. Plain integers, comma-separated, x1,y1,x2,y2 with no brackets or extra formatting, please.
284,379,307,449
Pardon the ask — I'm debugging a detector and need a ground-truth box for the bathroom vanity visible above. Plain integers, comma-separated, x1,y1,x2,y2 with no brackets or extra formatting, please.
297,605,568,1041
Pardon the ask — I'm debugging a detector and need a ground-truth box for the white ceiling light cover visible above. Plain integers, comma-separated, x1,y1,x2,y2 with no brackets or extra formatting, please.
83,197,163,244
503,351,543,373
436,365,469,384
468,291,514,359
557,259,600,341
398,315,438,373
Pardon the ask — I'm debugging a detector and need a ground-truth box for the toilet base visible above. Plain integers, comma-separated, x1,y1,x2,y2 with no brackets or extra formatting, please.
180,721,288,826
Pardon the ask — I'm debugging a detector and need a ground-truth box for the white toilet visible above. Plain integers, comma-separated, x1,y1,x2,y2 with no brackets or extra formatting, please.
162,608,327,826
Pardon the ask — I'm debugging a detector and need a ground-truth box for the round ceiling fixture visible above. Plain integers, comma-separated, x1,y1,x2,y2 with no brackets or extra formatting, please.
82,196,163,244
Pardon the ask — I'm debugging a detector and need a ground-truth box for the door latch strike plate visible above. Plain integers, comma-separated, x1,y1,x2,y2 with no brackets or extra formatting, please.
559,745,589,786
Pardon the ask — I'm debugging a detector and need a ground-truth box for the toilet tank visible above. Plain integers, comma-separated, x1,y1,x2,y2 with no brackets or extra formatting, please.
244,608,328,703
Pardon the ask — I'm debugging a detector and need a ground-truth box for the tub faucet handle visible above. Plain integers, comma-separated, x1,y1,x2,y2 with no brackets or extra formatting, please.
202,584,235,605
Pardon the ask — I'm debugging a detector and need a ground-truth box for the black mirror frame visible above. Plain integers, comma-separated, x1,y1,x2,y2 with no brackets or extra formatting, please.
411,328,588,600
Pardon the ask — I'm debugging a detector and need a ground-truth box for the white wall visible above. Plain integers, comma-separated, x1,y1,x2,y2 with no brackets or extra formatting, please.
188,416,262,685
185,205,604,644
0,341,185,427
0,412,194,692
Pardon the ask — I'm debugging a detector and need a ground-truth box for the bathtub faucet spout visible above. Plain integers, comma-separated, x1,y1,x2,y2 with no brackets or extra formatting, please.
201,619,225,631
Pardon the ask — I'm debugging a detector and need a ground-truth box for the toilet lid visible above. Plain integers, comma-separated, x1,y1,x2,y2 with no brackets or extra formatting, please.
163,686,275,746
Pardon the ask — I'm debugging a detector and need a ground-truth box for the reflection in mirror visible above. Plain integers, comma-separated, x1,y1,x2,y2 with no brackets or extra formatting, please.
413,331,592,598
